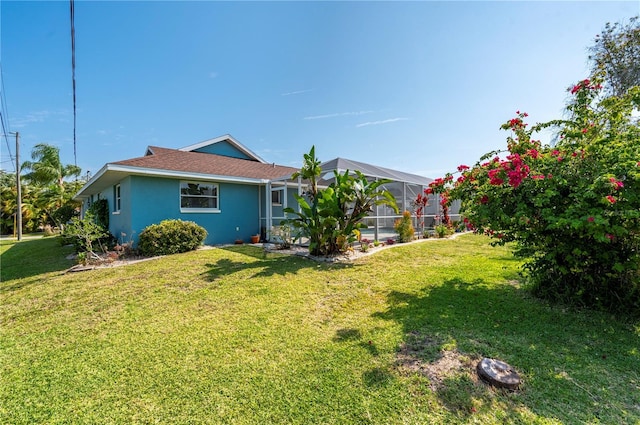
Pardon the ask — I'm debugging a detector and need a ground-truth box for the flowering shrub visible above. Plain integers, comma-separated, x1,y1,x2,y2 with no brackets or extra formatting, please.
411,192,429,235
428,77,640,314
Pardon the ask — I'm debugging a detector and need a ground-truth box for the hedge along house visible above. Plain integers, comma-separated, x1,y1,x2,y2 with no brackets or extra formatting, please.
73,135,301,246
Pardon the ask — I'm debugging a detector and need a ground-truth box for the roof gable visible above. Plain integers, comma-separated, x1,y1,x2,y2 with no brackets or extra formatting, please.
178,134,266,163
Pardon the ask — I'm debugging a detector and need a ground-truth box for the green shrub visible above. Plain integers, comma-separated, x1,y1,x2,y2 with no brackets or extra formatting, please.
62,212,111,256
87,199,109,230
138,219,207,256
435,224,452,238
394,211,415,243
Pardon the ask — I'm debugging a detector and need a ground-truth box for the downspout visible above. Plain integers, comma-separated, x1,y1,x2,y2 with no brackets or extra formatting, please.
257,185,262,239
374,177,379,242
266,180,272,241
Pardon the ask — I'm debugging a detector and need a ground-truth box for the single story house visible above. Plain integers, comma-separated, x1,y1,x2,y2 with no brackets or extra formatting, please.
74,135,458,246
74,135,302,245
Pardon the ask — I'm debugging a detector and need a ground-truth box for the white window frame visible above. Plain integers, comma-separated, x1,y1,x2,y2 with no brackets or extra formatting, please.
271,189,282,206
180,181,220,213
113,184,121,214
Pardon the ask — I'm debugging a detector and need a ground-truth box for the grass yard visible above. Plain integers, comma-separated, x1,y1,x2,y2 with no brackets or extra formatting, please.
1,235,639,424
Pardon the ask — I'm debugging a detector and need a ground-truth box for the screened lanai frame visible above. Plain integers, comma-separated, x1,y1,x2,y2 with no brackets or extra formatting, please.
261,157,461,243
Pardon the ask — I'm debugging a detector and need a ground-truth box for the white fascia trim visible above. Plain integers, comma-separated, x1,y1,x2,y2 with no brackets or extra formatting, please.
178,134,268,164
110,164,268,184
73,163,111,200
73,164,269,201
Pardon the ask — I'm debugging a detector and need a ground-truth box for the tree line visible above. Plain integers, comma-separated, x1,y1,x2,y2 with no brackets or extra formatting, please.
1,144,83,235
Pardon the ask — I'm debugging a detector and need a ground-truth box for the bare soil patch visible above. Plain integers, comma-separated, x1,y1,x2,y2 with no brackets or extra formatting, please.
395,331,480,391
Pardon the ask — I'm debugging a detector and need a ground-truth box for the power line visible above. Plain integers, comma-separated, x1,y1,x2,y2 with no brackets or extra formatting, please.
1,113,15,172
70,0,77,167
0,64,15,172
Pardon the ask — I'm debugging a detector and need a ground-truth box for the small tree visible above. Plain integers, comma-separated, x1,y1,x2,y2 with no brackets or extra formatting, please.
284,147,398,256
63,212,110,263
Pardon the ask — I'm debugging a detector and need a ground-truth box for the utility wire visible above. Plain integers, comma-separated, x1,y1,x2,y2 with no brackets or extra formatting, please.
0,64,15,172
0,111,14,170
70,0,77,166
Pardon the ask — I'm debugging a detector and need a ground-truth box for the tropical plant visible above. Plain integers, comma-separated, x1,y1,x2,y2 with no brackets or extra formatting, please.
18,144,82,231
284,146,398,256
21,144,81,189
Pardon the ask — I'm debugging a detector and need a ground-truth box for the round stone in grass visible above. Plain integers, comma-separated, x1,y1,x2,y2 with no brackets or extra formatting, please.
477,357,520,390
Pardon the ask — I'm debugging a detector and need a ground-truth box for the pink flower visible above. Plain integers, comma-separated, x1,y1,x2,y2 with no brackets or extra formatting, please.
479,195,489,204
488,169,504,185
587,216,594,222
606,195,616,204
606,234,614,241
457,164,470,172
609,177,624,190
531,174,545,180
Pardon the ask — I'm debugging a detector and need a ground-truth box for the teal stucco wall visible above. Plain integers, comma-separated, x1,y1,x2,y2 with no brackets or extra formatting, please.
126,176,261,245
85,175,264,246
192,140,253,160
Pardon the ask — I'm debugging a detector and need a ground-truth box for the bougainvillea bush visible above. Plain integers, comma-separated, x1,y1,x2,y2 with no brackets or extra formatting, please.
428,78,640,314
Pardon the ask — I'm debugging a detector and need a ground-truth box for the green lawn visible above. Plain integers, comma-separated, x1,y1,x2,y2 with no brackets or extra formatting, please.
1,235,639,424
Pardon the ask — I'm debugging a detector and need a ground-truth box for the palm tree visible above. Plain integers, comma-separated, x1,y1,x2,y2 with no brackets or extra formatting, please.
22,144,81,189
21,144,82,229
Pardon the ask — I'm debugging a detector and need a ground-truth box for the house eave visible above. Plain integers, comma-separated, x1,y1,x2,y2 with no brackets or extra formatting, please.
73,164,269,201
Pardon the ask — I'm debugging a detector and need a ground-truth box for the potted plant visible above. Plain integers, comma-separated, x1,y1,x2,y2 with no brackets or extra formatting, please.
250,234,260,244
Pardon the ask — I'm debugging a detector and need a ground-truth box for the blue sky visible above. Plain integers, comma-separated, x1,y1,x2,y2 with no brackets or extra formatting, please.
1,1,638,179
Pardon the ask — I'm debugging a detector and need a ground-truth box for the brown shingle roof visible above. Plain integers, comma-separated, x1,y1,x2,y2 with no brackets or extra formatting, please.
112,146,298,181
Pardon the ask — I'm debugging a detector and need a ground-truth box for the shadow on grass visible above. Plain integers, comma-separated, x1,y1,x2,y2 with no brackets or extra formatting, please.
201,245,354,281
374,277,640,423
1,237,74,289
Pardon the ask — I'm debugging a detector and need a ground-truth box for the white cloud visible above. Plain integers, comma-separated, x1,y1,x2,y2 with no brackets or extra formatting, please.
356,117,409,128
304,110,374,120
11,110,64,128
281,89,313,96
